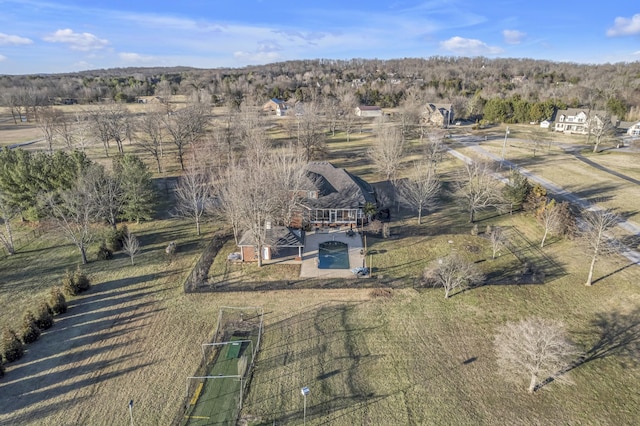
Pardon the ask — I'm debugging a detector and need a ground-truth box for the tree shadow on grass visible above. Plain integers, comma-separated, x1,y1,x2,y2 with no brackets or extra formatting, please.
536,309,640,391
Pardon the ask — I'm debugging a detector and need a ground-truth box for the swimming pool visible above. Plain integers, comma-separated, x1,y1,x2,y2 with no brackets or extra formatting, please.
318,241,350,269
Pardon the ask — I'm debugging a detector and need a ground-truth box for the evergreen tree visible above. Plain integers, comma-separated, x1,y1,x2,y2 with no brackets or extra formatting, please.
502,170,531,213
34,301,54,330
20,311,41,344
1,328,24,363
113,154,156,223
48,287,67,314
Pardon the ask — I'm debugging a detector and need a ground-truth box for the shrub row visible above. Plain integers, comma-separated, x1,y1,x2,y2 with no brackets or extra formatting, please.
1,268,90,372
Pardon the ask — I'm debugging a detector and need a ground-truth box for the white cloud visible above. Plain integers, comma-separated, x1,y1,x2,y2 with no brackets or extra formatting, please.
43,29,109,51
72,61,94,70
607,14,640,36
0,54,6,61
119,52,155,62
503,29,525,45
233,50,281,64
0,33,33,46
440,36,503,55
634,50,640,56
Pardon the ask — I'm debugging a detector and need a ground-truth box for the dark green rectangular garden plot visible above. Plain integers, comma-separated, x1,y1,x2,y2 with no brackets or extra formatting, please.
226,342,241,359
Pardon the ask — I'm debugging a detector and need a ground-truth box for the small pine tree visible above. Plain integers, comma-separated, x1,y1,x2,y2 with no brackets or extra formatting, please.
21,311,41,344
34,301,54,330
1,328,24,362
73,266,91,293
97,242,114,260
48,287,67,315
62,269,77,296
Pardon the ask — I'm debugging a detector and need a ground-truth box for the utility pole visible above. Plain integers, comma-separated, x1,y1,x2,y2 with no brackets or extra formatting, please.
501,126,510,167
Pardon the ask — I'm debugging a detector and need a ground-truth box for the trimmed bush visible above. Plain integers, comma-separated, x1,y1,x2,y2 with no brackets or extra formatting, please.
34,301,54,330
48,287,67,315
97,242,114,260
62,269,77,296
21,311,41,344
1,329,24,363
62,267,91,296
106,225,129,252
74,266,91,293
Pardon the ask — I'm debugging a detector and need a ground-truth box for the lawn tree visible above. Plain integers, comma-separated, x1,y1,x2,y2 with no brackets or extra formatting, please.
73,112,93,152
0,189,18,255
502,169,531,214
295,101,326,161
174,162,214,236
368,122,405,181
539,199,562,248
322,96,341,136
55,111,76,150
164,103,209,170
589,115,618,153
495,318,578,393
84,164,123,231
425,253,485,299
395,161,440,224
113,154,156,224
581,208,618,286
455,160,505,223
36,106,62,153
44,168,102,265
338,90,358,142
122,229,141,265
136,106,166,173
422,128,446,167
89,102,130,155
394,89,422,140
489,226,506,259
217,165,244,245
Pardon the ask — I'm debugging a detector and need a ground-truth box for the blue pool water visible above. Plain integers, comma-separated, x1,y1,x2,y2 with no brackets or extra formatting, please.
318,241,350,269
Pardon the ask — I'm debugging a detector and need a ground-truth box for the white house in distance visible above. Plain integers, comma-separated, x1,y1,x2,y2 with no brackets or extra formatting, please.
355,105,383,117
554,108,616,134
627,121,640,136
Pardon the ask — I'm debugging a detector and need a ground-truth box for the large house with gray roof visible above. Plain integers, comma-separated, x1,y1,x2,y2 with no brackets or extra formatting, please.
298,161,376,228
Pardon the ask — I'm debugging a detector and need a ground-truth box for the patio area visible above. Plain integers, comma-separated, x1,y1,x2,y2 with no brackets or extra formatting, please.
299,228,365,279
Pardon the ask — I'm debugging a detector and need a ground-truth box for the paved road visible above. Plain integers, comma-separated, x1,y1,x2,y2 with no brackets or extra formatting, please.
446,140,640,265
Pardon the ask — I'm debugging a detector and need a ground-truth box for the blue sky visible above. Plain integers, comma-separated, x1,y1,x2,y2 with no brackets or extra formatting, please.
0,0,639,75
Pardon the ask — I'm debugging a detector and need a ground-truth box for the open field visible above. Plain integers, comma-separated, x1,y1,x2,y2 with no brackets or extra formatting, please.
1,111,640,425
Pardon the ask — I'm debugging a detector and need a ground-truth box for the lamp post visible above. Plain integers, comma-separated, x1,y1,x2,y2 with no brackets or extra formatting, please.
128,400,134,426
501,126,510,167
301,386,310,425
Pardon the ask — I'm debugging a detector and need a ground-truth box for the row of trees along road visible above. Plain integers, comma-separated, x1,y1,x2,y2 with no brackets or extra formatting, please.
0,149,155,263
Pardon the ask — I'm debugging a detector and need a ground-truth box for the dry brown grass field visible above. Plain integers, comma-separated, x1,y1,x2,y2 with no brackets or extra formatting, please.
1,111,639,425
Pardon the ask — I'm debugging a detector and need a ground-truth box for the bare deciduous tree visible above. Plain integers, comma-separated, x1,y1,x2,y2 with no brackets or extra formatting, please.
44,169,102,264
174,163,213,236
539,199,562,248
454,160,505,223
589,115,618,153
36,106,62,153
338,91,358,142
295,101,326,161
488,226,506,259
581,208,618,286
137,107,166,173
368,122,405,181
425,253,485,299
122,230,141,265
164,103,209,170
395,161,440,224
495,318,578,393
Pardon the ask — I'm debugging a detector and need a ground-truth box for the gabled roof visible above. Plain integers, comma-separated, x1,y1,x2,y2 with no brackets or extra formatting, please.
302,162,375,209
426,103,453,115
238,226,304,247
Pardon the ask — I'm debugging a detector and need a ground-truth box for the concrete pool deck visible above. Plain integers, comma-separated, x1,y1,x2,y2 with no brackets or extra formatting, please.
299,228,365,279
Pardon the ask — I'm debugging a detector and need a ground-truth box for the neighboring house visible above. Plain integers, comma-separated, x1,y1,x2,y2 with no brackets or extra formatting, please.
422,103,454,127
355,105,383,117
627,121,640,136
238,226,305,262
263,98,288,115
297,162,376,228
554,109,617,134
